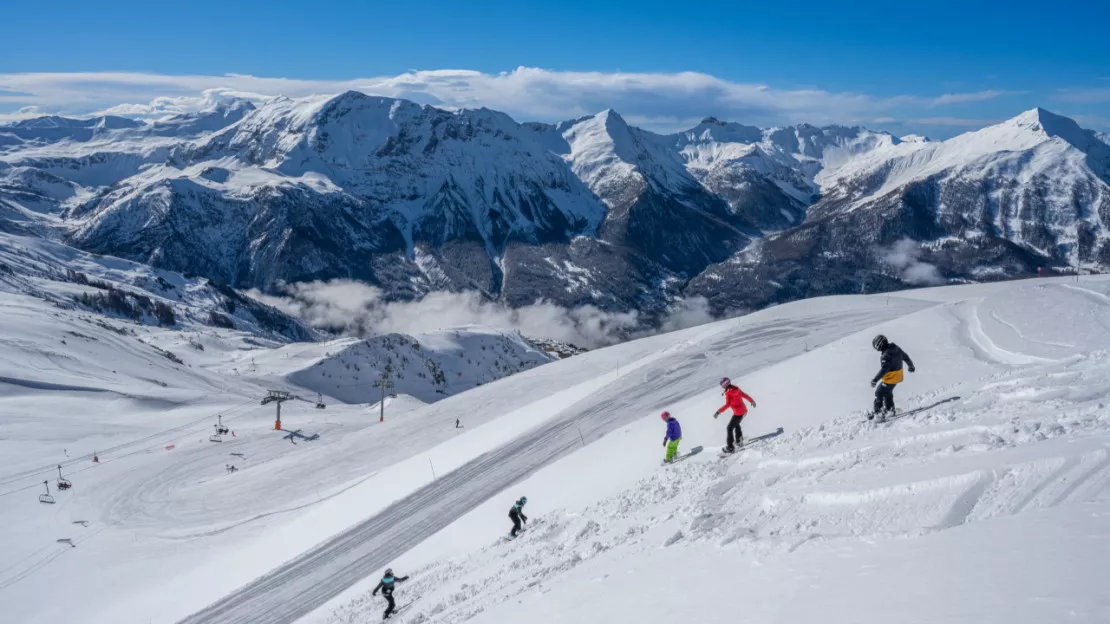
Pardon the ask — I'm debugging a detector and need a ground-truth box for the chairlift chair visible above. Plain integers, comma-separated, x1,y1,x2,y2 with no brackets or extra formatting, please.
39,481,55,504
210,414,228,442
56,465,72,491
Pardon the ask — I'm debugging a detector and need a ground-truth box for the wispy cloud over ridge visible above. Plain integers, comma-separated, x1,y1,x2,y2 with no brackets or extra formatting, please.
0,68,1062,135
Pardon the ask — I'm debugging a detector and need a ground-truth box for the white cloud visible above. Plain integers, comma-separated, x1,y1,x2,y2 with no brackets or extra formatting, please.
1053,88,1110,103
927,90,1024,106
881,239,944,286
0,68,1037,131
248,279,719,348
910,116,998,127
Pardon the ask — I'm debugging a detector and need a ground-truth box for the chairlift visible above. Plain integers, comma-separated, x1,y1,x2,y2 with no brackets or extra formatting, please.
315,393,326,410
210,414,229,442
56,465,72,491
39,481,55,504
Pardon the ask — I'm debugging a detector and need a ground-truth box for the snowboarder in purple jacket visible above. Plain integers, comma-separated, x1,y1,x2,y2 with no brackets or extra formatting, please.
661,411,682,463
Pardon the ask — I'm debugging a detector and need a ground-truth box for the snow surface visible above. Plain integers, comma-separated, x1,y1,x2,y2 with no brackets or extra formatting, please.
4,275,1110,624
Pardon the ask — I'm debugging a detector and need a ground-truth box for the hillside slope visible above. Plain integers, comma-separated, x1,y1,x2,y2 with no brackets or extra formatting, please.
4,277,1110,624
316,277,1110,624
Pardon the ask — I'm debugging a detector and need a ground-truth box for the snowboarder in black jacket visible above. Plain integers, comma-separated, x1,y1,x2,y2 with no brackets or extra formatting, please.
870,334,915,419
372,568,410,620
508,496,528,538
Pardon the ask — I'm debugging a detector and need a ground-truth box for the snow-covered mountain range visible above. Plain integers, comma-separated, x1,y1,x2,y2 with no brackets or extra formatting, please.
3,96,1109,317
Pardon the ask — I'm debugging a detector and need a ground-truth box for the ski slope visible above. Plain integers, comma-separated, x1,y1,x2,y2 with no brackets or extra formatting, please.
317,277,1110,624
4,277,1110,624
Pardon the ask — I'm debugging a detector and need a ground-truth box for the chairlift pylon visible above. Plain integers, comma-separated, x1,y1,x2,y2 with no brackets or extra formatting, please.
210,414,228,442
315,393,326,409
56,465,72,490
39,480,55,504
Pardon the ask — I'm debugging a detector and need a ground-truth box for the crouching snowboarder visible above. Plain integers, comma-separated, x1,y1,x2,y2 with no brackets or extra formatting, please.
508,496,528,538
713,377,756,453
660,411,682,463
372,568,410,620
870,334,915,420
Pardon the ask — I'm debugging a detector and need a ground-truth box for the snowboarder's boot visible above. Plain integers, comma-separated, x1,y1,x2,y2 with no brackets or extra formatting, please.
722,446,736,454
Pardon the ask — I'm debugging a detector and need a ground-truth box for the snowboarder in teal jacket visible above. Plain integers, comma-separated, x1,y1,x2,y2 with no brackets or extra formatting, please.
372,568,409,619
661,411,682,462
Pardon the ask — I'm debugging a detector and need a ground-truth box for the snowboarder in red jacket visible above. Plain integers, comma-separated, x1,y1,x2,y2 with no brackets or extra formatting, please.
713,377,756,453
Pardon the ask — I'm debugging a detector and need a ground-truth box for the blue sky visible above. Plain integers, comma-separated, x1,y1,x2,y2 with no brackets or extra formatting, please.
1,0,1108,136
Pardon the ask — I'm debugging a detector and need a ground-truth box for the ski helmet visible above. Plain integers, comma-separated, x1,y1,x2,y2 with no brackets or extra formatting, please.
660,410,671,420
519,496,527,504
872,334,889,351
384,568,393,577
719,377,731,389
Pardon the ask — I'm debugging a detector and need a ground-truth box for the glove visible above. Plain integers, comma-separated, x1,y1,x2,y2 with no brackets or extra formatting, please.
751,400,757,408
870,379,877,388
713,411,719,419
908,366,916,373
662,439,667,447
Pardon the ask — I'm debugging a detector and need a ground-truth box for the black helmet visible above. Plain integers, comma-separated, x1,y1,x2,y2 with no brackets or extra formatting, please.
872,335,889,351
519,496,527,504
384,568,393,577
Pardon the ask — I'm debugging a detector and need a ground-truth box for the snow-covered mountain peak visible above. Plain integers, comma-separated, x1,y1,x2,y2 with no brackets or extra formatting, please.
1011,107,1110,158
899,133,931,143
2,114,144,144
952,107,1107,156
558,109,643,195
149,99,256,137
10,115,140,131
681,117,763,145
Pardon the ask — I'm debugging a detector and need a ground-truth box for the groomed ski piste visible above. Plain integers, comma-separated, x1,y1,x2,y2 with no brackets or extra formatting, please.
4,277,1110,624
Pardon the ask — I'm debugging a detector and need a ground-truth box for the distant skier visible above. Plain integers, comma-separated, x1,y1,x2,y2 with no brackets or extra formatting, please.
508,496,528,538
869,334,915,420
372,568,410,620
660,411,682,463
713,377,756,453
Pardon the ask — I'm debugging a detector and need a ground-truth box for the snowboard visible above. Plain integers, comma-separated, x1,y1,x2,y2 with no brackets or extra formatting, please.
867,408,902,423
663,445,704,465
718,427,785,459
871,396,961,424
384,604,410,620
